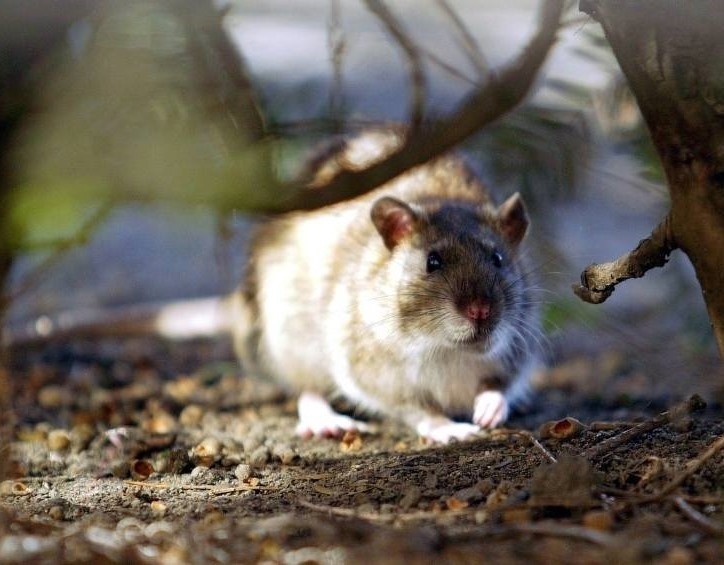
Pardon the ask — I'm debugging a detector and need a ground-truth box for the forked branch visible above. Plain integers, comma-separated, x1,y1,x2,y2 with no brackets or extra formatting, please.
363,0,426,128
573,214,677,304
270,0,565,213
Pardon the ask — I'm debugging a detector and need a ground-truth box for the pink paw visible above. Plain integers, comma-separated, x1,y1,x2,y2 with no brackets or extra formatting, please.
416,416,480,444
296,392,369,439
473,390,509,428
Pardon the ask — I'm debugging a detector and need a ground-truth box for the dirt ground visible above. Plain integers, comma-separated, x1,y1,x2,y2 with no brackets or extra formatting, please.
1,337,723,564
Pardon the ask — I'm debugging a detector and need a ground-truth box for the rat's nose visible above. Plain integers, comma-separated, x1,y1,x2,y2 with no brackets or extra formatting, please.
464,299,492,322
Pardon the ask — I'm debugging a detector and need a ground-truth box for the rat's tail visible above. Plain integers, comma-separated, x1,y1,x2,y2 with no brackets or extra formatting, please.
2,295,237,347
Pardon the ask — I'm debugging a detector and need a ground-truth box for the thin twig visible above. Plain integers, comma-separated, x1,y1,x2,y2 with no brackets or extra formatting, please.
583,395,706,460
299,498,475,524
0,200,116,310
267,0,564,214
658,435,724,497
363,0,426,128
673,496,724,536
501,429,557,463
573,214,677,304
589,421,637,431
327,0,347,132
492,522,615,547
124,480,272,494
435,0,488,78
419,47,479,86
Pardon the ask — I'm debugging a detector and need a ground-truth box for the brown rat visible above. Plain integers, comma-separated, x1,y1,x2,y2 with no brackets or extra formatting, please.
3,130,541,444
231,130,541,442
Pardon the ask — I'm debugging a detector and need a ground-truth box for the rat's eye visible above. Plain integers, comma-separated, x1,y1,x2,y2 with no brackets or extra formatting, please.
426,251,443,273
491,251,504,268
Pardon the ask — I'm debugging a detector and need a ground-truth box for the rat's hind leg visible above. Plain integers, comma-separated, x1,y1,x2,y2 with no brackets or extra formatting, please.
295,391,369,439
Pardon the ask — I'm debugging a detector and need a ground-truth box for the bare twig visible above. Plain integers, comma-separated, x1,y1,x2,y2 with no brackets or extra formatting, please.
435,0,488,78
674,496,724,536
327,0,347,132
589,421,637,431
584,395,706,460
269,0,564,213
0,200,116,310
658,435,724,497
124,480,272,494
363,0,426,128
419,47,478,86
492,522,615,547
496,429,557,463
573,208,677,303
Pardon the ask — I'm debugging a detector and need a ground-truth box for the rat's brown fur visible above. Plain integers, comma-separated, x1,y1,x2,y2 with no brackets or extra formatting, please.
232,130,540,437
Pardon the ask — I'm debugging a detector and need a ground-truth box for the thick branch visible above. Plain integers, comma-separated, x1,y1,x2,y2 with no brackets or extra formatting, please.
266,0,564,214
573,214,677,304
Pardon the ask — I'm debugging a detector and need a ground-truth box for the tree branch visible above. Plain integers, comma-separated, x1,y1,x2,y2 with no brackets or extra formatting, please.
363,0,426,128
265,0,564,214
573,214,677,304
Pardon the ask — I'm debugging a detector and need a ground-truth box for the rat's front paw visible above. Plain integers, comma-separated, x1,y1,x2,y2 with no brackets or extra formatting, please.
473,390,509,428
295,413,369,439
416,416,480,444
296,391,369,439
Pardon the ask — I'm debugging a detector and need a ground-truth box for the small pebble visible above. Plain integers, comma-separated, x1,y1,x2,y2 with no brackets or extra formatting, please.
143,411,177,435
179,405,204,427
111,460,131,479
501,508,532,523
130,459,154,481
70,424,95,453
273,445,296,465
242,435,262,453
150,500,167,517
38,385,71,408
661,546,695,565
582,510,614,531
453,486,484,504
48,505,65,521
399,486,421,510
190,466,213,482
234,464,252,482
249,446,270,466
167,448,192,475
193,438,222,467
47,429,71,452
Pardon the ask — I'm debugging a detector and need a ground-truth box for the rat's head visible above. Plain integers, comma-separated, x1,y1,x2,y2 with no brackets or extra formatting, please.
370,193,532,355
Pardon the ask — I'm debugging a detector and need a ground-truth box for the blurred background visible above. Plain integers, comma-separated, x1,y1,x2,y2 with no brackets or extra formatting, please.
1,0,720,402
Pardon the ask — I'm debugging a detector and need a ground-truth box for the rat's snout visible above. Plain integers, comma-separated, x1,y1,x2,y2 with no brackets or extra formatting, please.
462,298,492,322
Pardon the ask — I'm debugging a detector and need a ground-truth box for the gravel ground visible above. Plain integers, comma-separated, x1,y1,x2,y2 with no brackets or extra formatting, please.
1,337,723,564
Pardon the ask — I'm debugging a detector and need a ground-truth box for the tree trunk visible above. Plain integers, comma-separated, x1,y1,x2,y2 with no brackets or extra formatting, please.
581,0,724,356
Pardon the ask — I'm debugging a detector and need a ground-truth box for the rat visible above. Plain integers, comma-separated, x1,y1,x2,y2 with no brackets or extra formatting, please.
3,130,541,444
228,130,541,443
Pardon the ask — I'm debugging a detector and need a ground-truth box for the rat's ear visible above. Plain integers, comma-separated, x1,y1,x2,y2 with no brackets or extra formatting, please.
497,192,529,246
371,197,418,250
